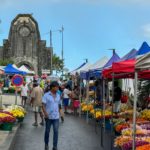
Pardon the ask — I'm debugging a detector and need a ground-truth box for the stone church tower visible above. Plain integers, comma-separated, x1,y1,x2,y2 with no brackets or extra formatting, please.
0,14,52,75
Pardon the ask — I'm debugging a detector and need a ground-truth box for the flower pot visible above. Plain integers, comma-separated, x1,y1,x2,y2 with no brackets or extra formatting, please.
17,117,24,122
1,123,13,131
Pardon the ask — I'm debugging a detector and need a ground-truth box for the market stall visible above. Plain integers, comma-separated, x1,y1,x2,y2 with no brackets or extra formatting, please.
102,41,150,150
4,64,27,75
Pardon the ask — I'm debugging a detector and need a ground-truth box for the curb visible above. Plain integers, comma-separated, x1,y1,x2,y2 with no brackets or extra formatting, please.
0,124,20,150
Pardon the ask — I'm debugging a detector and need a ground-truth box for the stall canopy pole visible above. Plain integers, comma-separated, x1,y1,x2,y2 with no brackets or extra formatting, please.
132,72,138,150
0,93,2,109
103,79,106,132
15,90,18,105
100,78,105,147
111,73,114,150
79,79,82,117
86,78,90,123
94,81,97,134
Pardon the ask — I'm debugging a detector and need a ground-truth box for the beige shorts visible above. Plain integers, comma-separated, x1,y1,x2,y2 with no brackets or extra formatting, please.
33,106,42,113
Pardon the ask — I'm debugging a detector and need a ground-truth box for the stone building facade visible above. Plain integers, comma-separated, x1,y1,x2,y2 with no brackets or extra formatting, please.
0,14,52,75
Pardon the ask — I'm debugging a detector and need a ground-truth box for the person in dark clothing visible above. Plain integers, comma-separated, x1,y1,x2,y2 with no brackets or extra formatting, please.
113,81,122,113
95,79,102,102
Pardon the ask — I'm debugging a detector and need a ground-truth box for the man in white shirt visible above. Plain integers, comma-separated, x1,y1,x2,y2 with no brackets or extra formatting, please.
62,85,71,113
21,82,28,108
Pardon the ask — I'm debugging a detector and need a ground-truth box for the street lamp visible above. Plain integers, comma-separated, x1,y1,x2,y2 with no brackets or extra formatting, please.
50,26,64,76
61,26,64,77
50,30,53,75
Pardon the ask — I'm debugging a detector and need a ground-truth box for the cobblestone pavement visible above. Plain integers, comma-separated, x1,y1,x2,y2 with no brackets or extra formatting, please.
13,108,117,150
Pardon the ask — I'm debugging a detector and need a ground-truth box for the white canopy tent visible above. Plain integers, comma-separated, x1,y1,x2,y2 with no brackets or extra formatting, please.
71,63,92,75
19,65,35,74
136,52,150,70
12,64,35,75
78,63,92,72
88,56,108,71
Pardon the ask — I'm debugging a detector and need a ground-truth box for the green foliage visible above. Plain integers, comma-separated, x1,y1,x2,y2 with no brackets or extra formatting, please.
0,59,14,66
52,53,64,73
138,80,150,109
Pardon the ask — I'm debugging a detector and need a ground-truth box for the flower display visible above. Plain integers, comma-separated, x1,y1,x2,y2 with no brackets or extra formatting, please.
128,118,149,124
81,104,94,112
136,144,150,150
140,124,150,130
119,109,139,119
122,140,149,150
122,128,148,136
5,105,26,118
114,136,132,147
120,104,129,112
115,123,130,133
0,112,16,123
11,109,24,118
89,109,112,119
141,109,150,121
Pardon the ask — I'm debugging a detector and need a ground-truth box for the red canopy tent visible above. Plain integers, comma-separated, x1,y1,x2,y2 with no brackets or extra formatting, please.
102,59,150,79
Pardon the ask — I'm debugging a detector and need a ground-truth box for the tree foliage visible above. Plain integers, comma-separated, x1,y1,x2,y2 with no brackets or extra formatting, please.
52,53,64,73
138,79,150,109
0,59,14,66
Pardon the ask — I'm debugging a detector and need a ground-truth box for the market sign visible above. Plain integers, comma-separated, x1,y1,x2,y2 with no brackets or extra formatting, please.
12,75,24,86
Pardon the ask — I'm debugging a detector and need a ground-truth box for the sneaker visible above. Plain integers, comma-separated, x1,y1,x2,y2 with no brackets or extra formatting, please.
52,147,57,150
32,122,38,126
40,122,44,126
45,145,49,150
61,116,64,123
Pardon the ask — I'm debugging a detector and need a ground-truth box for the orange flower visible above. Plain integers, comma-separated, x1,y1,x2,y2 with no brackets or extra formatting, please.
136,144,150,150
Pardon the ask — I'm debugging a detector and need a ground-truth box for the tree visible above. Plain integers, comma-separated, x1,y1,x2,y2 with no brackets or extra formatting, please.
138,79,150,109
52,54,64,74
0,59,14,66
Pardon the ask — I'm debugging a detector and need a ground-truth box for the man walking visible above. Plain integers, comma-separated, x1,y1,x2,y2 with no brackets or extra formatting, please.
20,82,28,108
31,81,44,126
113,81,122,114
42,81,61,150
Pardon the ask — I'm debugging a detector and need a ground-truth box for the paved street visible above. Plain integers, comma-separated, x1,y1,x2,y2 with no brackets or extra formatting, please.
13,108,105,150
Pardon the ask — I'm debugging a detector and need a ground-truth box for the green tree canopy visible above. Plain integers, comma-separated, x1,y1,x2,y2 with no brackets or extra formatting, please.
0,59,14,66
52,54,64,74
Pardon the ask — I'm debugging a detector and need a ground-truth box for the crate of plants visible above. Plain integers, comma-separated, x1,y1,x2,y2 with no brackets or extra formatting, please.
0,111,16,131
5,105,26,123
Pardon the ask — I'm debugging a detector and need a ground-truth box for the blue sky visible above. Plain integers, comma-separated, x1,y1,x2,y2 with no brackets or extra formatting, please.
0,0,150,71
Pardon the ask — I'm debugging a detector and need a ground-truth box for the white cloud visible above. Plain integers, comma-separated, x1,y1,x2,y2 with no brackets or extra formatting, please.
141,24,150,38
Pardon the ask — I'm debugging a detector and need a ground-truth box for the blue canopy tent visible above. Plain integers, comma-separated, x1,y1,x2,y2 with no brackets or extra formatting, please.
137,41,150,55
136,41,150,70
88,52,120,79
4,64,27,75
70,62,87,75
103,52,120,69
89,50,137,78
89,69,102,78
120,49,137,61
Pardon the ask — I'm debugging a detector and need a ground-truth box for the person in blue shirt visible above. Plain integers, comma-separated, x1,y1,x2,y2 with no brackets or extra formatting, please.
42,81,61,150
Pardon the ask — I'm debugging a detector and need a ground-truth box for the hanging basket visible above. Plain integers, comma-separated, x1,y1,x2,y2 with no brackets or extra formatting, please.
1,123,13,131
